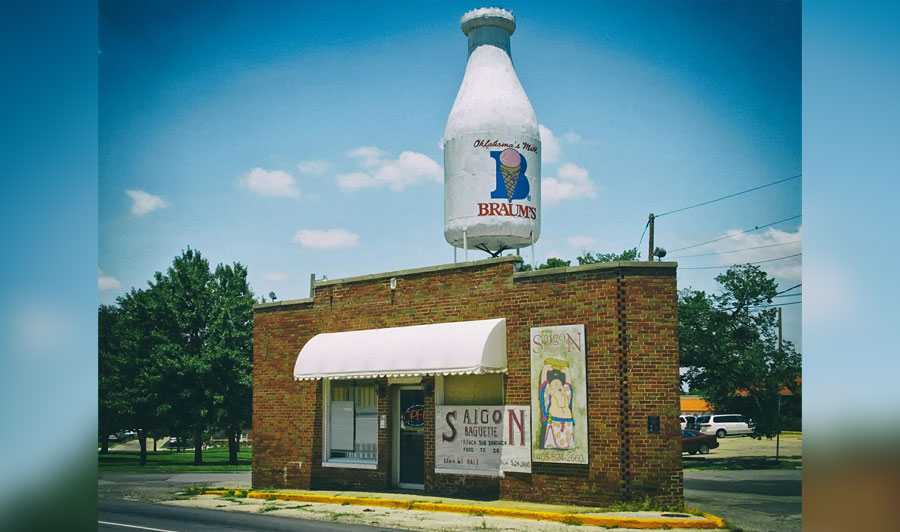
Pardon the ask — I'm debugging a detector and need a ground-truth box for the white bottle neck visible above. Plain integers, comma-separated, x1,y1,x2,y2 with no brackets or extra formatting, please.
467,25,511,59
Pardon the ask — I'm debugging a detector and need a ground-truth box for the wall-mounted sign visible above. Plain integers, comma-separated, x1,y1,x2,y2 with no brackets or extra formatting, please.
530,325,588,464
435,405,531,475
402,404,425,428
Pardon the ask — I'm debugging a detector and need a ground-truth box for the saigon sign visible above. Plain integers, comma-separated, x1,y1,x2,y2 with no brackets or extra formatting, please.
530,324,588,464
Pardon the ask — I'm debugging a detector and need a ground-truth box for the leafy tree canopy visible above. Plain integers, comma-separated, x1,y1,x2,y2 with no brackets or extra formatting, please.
576,247,640,264
679,264,801,438
98,247,256,465
519,247,640,271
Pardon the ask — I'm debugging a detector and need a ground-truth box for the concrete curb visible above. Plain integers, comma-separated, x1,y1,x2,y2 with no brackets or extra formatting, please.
200,488,725,529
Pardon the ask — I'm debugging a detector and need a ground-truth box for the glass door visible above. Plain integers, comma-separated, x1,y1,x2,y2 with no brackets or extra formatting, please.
395,387,425,489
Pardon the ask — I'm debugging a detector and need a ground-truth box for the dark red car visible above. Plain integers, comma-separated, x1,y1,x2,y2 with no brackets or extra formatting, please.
682,429,719,454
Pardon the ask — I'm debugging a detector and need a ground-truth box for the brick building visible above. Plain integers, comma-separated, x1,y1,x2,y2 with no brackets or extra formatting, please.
252,256,683,507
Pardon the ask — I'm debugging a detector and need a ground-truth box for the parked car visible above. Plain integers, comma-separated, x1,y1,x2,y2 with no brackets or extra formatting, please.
696,414,753,438
682,429,718,454
679,415,697,430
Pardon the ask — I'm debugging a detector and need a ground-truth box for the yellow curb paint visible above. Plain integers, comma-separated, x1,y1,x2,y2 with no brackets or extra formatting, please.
197,489,725,529
702,512,727,528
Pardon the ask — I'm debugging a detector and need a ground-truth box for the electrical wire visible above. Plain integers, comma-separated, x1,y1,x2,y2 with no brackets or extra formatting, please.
669,240,801,259
656,174,801,218
716,284,802,313
773,293,801,298
749,301,802,309
679,253,801,270
775,283,801,296
636,220,650,253
668,215,802,253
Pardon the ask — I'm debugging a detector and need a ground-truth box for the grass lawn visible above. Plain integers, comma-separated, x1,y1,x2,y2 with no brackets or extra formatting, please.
98,446,252,473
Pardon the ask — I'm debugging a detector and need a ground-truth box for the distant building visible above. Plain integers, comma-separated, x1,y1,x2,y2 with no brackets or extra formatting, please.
680,396,712,416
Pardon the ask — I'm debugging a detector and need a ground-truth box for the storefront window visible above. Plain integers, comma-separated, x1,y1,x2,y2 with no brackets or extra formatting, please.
442,373,504,405
326,380,377,463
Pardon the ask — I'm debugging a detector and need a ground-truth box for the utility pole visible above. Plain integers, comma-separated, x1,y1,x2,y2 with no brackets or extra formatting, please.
776,306,783,462
647,213,655,261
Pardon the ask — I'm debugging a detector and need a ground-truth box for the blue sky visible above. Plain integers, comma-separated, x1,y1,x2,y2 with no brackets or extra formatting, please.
99,0,801,348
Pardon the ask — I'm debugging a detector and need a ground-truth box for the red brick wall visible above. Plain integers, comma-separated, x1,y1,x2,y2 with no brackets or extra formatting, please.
252,258,683,507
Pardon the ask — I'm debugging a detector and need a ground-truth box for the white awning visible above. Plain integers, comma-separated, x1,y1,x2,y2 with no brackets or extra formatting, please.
293,318,507,380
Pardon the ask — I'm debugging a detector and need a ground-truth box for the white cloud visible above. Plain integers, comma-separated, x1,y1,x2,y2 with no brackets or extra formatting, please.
702,226,802,282
566,235,598,249
339,147,442,191
262,272,288,282
539,124,561,164
239,167,300,198
541,163,597,205
98,269,121,291
562,131,582,143
125,189,168,215
336,172,377,190
292,228,360,249
297,160,331,175
347,146,390,167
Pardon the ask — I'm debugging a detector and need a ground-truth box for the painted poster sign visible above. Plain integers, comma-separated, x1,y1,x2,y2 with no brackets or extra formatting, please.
435,405,531,475
530,325,588,464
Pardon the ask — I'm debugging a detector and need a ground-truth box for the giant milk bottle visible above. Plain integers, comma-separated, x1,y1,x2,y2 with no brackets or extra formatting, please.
443,8,541,254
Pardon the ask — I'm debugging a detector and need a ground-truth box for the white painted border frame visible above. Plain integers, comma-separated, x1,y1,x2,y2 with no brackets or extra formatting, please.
321,379,378,469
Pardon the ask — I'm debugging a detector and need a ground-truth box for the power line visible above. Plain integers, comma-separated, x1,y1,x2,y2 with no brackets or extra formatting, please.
656,174,801,218
668,215,802,253
636,220,649,253
669,240,801,259
718,284,803,312
775,283,801,296
679,253,801,270
774,293,801,298
749,301,802,309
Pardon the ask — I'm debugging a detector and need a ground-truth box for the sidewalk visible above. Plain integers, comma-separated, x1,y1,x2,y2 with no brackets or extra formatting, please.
167,486,726,531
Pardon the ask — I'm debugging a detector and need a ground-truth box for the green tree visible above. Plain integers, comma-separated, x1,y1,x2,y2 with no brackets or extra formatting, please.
576,247,640,264
99,247,258,466
206,263,255,464
518,257,571,271
520,248,642,271
678,264,801,438
150,247,214,465
113,288,163,465
98,304,122,454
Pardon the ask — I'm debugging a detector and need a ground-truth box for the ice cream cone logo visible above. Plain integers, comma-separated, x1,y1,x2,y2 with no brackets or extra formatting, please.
490,148,530,202
499,148,522,199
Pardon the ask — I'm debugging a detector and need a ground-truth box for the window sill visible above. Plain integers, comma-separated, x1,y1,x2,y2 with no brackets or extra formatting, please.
322,460,378,470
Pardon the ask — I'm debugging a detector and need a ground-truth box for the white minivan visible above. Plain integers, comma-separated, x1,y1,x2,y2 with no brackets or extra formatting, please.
696,414,753,438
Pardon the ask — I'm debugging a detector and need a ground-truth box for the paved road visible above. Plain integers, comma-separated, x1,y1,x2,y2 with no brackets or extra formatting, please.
101,470,800,531
99,498,406,532
684,469,801,532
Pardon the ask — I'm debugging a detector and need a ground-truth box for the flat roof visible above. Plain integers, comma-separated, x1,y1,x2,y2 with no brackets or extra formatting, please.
254,256,677,310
